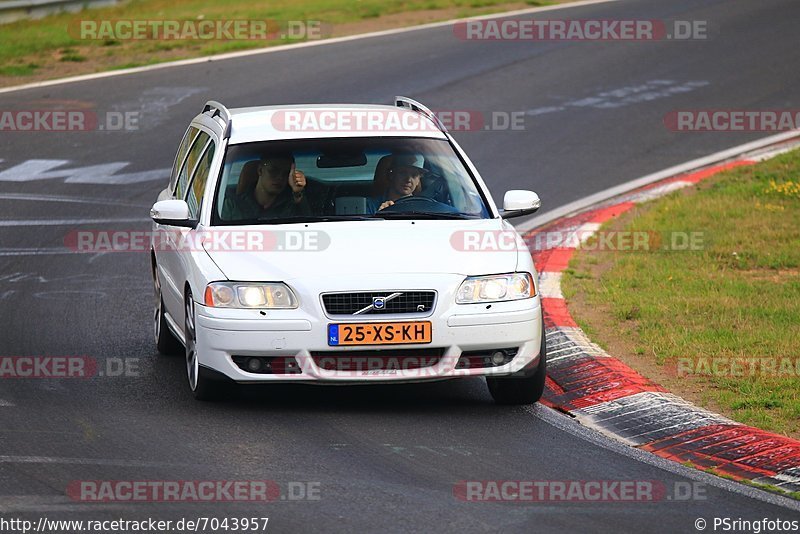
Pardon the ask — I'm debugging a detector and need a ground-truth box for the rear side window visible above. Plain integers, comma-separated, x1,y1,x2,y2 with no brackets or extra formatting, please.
169,126,198,192
175,131,210,199
186,141,216,219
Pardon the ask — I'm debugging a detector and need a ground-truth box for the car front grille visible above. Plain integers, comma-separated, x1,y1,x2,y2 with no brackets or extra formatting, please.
321,291,436,316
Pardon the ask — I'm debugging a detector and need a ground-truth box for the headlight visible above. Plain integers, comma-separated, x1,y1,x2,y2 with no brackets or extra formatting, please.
204,282,298,309
456,273,535,304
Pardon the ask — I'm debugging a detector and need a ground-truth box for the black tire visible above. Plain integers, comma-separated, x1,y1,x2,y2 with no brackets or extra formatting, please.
184,290,222,401
486,318,548,405
154,271,182,355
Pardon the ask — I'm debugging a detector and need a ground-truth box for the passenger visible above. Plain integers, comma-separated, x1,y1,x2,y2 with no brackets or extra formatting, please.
223,152,310,221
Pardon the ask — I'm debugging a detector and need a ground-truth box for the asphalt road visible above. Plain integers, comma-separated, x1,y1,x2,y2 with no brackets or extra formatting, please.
1,0,800,532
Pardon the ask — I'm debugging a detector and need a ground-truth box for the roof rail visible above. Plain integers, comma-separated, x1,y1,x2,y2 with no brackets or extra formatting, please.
394,96,448,133
202,100,232,139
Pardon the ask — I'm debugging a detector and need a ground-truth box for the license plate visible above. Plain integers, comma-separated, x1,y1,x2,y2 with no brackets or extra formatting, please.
327,322,432,346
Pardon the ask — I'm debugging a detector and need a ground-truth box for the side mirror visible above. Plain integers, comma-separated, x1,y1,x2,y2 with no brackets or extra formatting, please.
500,190,541,219
150,199,196,228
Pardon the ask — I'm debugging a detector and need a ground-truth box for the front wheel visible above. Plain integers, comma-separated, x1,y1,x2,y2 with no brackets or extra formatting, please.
486,319,547,405
184,291,222,401
154,270,181,355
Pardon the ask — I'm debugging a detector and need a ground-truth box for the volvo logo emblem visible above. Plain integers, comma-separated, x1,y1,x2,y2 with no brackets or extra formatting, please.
353,292,403,315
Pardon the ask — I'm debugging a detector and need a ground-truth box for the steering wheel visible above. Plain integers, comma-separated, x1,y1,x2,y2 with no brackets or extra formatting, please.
379,195,459,214
392,195,438,206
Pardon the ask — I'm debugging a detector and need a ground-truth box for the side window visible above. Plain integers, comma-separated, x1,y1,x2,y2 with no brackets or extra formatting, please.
186,141,216,219
174,131,210,199
169,126,198,192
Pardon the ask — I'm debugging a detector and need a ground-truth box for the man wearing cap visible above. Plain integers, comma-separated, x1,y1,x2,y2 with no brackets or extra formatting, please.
367,155,425,214
223,151,310,221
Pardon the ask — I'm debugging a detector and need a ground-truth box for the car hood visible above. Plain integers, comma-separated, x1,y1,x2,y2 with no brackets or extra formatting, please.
201,218,525,282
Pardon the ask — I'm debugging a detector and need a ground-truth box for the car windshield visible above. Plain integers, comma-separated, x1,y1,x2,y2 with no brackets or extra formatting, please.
211,137,490,225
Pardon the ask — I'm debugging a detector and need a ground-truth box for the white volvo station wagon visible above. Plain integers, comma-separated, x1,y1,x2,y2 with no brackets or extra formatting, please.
150,97,546,403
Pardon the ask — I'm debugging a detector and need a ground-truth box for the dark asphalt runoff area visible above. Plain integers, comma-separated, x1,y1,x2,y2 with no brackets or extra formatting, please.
1,0,800,532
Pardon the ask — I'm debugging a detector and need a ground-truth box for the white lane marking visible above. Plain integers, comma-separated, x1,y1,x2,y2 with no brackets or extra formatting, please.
0,192,150,207
751,143,800,161
526,106,563,117
754,470,800,491
560,222,601,248
556,326,606,352
577,391,685,417
0,455,185,467
0,495,130,514
544,328,607,358
544,338,576,350
526,80,709,116
626,415,733,443
111,86,207,130
547,345,592,357
572,394,735,445
0,159,68,181
538,271,563,299
576,222,601,242
0,0,618,95
615,179,693,204
0,159,168,184
34,289,108,300
515,130,800,233
0,399,14,406
542,326,609,364
0,272,145,284
0,217,148,226
548,352,596,364
546,350,596,364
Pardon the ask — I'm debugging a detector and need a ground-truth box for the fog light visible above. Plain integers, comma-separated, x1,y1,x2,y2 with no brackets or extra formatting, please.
246,358,263,373
491,351,506,366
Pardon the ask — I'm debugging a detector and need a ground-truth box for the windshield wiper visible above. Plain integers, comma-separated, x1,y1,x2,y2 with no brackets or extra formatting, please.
371,211,478,220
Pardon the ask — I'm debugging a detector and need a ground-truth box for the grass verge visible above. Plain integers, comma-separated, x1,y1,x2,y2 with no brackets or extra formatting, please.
562,148,800,439
0,0,562,87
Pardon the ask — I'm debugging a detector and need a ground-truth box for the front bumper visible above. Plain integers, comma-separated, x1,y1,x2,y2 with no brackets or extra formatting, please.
194,297,543,384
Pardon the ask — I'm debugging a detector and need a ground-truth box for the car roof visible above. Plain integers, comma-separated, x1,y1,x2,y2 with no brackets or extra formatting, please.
211,104,449,144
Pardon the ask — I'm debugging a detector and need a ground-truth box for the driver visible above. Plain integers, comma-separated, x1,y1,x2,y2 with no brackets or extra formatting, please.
368,155,425,213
